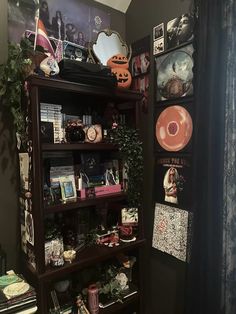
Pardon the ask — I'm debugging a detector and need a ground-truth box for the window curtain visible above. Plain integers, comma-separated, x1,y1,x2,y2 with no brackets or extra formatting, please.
186,1,236,314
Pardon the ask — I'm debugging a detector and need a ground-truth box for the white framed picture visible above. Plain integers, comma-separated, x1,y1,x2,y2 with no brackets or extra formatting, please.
153,37,164,55
153,23,164,41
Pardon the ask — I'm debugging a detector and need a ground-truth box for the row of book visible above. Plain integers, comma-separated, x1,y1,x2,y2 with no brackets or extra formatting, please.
0,272,37,313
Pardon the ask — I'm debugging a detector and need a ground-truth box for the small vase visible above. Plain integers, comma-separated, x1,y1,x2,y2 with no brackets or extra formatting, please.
88,284,99,314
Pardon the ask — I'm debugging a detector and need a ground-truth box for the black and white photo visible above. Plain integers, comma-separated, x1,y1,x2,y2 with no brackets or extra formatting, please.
153,23,164,41
167,13,194,49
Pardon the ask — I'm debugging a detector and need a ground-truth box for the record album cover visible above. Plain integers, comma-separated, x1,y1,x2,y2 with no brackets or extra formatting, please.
155,155,192,209
155,44,194,102
152,203,191,262
155,104,193,152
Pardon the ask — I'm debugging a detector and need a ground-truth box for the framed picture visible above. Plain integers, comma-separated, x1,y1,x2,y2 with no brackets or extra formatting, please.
154,103,193,153
153,23,164,41
25,211,34,246
153,37,164,55
167,13,194,50
154,154,192,209
152,203,191,262
59,175,76,201
131,52,150,77
155,43,194,102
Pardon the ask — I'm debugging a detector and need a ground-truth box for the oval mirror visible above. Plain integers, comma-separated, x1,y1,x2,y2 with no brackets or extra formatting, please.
91,29,131,65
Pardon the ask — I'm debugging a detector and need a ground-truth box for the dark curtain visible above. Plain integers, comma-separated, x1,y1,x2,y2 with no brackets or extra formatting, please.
186,0,230,314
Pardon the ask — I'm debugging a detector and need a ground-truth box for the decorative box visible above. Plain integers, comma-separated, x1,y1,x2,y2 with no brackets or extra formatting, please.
63,41,88,62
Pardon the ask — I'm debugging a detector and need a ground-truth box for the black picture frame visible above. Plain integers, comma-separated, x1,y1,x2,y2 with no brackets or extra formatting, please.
155,43,194,103
154,153,192,209
166,13,194,50
154,102,193,153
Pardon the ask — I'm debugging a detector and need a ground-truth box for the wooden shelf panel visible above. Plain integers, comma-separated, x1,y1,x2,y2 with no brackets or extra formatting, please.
45,192,126,214
99,293,139,314
27,75,143,102
37,239,146,280
42,142,118,151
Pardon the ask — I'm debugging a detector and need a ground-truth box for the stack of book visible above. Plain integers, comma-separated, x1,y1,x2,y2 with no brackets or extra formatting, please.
0,273,37,313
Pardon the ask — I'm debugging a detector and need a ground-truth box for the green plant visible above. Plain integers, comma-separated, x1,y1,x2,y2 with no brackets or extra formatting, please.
0,38,32,140
108,125,143,208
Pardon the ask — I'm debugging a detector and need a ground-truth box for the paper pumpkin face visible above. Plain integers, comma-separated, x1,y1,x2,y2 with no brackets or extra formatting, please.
107,53,129,69
112,67,132,89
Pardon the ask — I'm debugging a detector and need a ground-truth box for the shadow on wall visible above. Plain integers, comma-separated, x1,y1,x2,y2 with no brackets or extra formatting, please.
0,104,20,272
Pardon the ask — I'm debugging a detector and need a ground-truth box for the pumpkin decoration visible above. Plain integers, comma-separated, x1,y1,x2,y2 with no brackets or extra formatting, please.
107,53,132,89
111,67,132,89
107,53,129,69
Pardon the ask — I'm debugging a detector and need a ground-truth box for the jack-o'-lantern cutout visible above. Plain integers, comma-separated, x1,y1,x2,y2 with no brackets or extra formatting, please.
112,68,132,89
107,54,129,69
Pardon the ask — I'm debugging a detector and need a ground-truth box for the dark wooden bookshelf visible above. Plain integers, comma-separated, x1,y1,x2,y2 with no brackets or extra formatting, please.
20,75,145,313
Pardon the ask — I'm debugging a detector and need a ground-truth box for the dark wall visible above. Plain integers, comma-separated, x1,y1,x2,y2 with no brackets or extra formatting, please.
0,0,125,272
126,1,193,314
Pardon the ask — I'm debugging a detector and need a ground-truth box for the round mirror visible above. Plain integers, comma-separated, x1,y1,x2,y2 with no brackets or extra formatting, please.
91,29,130,65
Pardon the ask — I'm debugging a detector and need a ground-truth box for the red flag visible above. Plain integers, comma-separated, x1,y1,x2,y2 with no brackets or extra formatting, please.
35,19,55,57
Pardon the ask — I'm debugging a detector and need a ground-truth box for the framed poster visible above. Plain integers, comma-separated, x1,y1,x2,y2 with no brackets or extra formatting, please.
167,13,194,50
131,36,150,113
155,43,194,102
154,154,192,209
154,103,193,153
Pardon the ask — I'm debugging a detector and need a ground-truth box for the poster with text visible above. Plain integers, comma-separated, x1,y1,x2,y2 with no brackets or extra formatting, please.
155,155,192,209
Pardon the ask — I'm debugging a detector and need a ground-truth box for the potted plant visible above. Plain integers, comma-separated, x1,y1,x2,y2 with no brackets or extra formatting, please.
0,38,40,146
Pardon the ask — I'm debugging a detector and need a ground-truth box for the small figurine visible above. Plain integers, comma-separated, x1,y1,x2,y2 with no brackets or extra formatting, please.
76,294,90,314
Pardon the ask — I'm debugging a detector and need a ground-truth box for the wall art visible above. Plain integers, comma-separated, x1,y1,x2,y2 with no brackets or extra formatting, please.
8,0,110,45
167,13,194,50
152,203,191,262
154,155,192,209
154,104,193,152
155,43,194,102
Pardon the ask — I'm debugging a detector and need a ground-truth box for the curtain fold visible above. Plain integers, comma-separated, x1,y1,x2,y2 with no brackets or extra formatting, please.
221,1,236,313
186,0,227,313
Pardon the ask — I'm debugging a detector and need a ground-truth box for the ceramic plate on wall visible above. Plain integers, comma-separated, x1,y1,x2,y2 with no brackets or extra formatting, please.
155,105,193,151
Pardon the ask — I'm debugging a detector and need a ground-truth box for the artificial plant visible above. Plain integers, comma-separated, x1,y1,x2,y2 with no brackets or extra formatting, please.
109,125,144,208
0,38,33,142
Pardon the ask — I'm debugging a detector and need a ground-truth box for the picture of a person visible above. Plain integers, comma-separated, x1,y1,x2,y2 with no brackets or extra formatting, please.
163,167,179,204
52,10,65,40
39,1,51,30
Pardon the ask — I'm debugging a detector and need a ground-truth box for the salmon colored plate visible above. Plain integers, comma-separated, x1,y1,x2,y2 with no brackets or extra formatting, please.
156,105,193,151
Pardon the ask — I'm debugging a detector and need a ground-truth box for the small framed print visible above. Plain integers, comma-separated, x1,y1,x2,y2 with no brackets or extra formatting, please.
153,38,164,55
153,23,164,41
121,208,138,226
131,52,150,77
25,211,34,246
59,175,76,201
